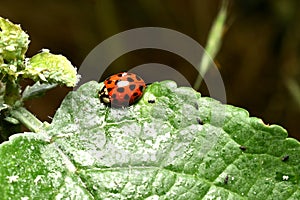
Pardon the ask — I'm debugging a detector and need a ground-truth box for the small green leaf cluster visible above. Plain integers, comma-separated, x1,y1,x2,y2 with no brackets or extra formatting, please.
0,17,78,86
0,17,78,141
0,17,29,80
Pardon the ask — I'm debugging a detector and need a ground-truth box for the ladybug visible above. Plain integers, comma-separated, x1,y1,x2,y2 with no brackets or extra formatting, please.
99,72,146,107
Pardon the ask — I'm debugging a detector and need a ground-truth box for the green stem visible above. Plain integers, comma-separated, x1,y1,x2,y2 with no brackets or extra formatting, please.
4,80,21,106
10,107,43,133
193,0,228,90
286,78,300,109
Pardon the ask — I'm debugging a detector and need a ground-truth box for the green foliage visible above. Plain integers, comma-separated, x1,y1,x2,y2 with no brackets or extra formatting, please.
0,17,78,139
0,9,299,200
21,81,57,101
0,17,29,80
0,17,78,86
0,81,299,199
24,51,78,87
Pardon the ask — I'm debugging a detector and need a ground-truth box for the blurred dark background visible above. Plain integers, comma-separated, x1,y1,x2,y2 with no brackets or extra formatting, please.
1,0,299,139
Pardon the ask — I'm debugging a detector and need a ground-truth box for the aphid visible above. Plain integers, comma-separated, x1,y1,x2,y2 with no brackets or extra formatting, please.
148,99,155,104
194,102,199,110
281,155,289,162
224,175,229,184
239,146,247,151
196,117,203,125
99,72,146,107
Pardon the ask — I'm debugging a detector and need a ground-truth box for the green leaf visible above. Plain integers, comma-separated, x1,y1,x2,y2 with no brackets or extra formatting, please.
23,51,78,87
22,81,57,100
0,17,30,80
0,81,299,199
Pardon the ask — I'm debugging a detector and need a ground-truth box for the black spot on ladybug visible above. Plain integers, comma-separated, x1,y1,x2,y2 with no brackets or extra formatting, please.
148,99,155,103
129,84,136,91
127,77,134,82
196,118,203,125
124,94,130,100
135,75,141,81
117,73,123,77
107,88,113,93
224,175,229,184
239,146,247,151
133,92,139,96
281,155,289,162
107,80,112,84
139,85,144,92
117,87,125,93
112,99,119,105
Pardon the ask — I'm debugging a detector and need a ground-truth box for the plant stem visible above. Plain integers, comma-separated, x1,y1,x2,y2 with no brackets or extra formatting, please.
10,107,43,133
193,0,228,90
4,80,21,106
286,78,300,109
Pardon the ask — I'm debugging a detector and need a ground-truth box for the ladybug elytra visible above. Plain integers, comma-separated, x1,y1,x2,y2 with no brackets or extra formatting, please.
99,72,146,107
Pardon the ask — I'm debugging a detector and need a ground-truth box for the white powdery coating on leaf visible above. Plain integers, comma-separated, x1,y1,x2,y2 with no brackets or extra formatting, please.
142,122,159,139
55,176,90,200
55,193,64,200
34,175,43,185
57,147,77,173
80,114,103,129
72,150,95,166
56,124,80,136
7,175,19,183
40,143,71,187
152,132,171,150
48,172,63,188
145,195,159,200
203,186,223,200
81,130,107,163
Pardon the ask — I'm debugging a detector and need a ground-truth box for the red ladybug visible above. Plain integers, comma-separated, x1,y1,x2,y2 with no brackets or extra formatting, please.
99,72,146,107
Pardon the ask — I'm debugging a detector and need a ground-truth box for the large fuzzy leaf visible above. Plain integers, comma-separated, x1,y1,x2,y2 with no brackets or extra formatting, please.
0,81,299,199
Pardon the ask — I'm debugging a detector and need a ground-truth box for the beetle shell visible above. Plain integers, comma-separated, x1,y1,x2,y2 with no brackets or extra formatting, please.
99,72,146,107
